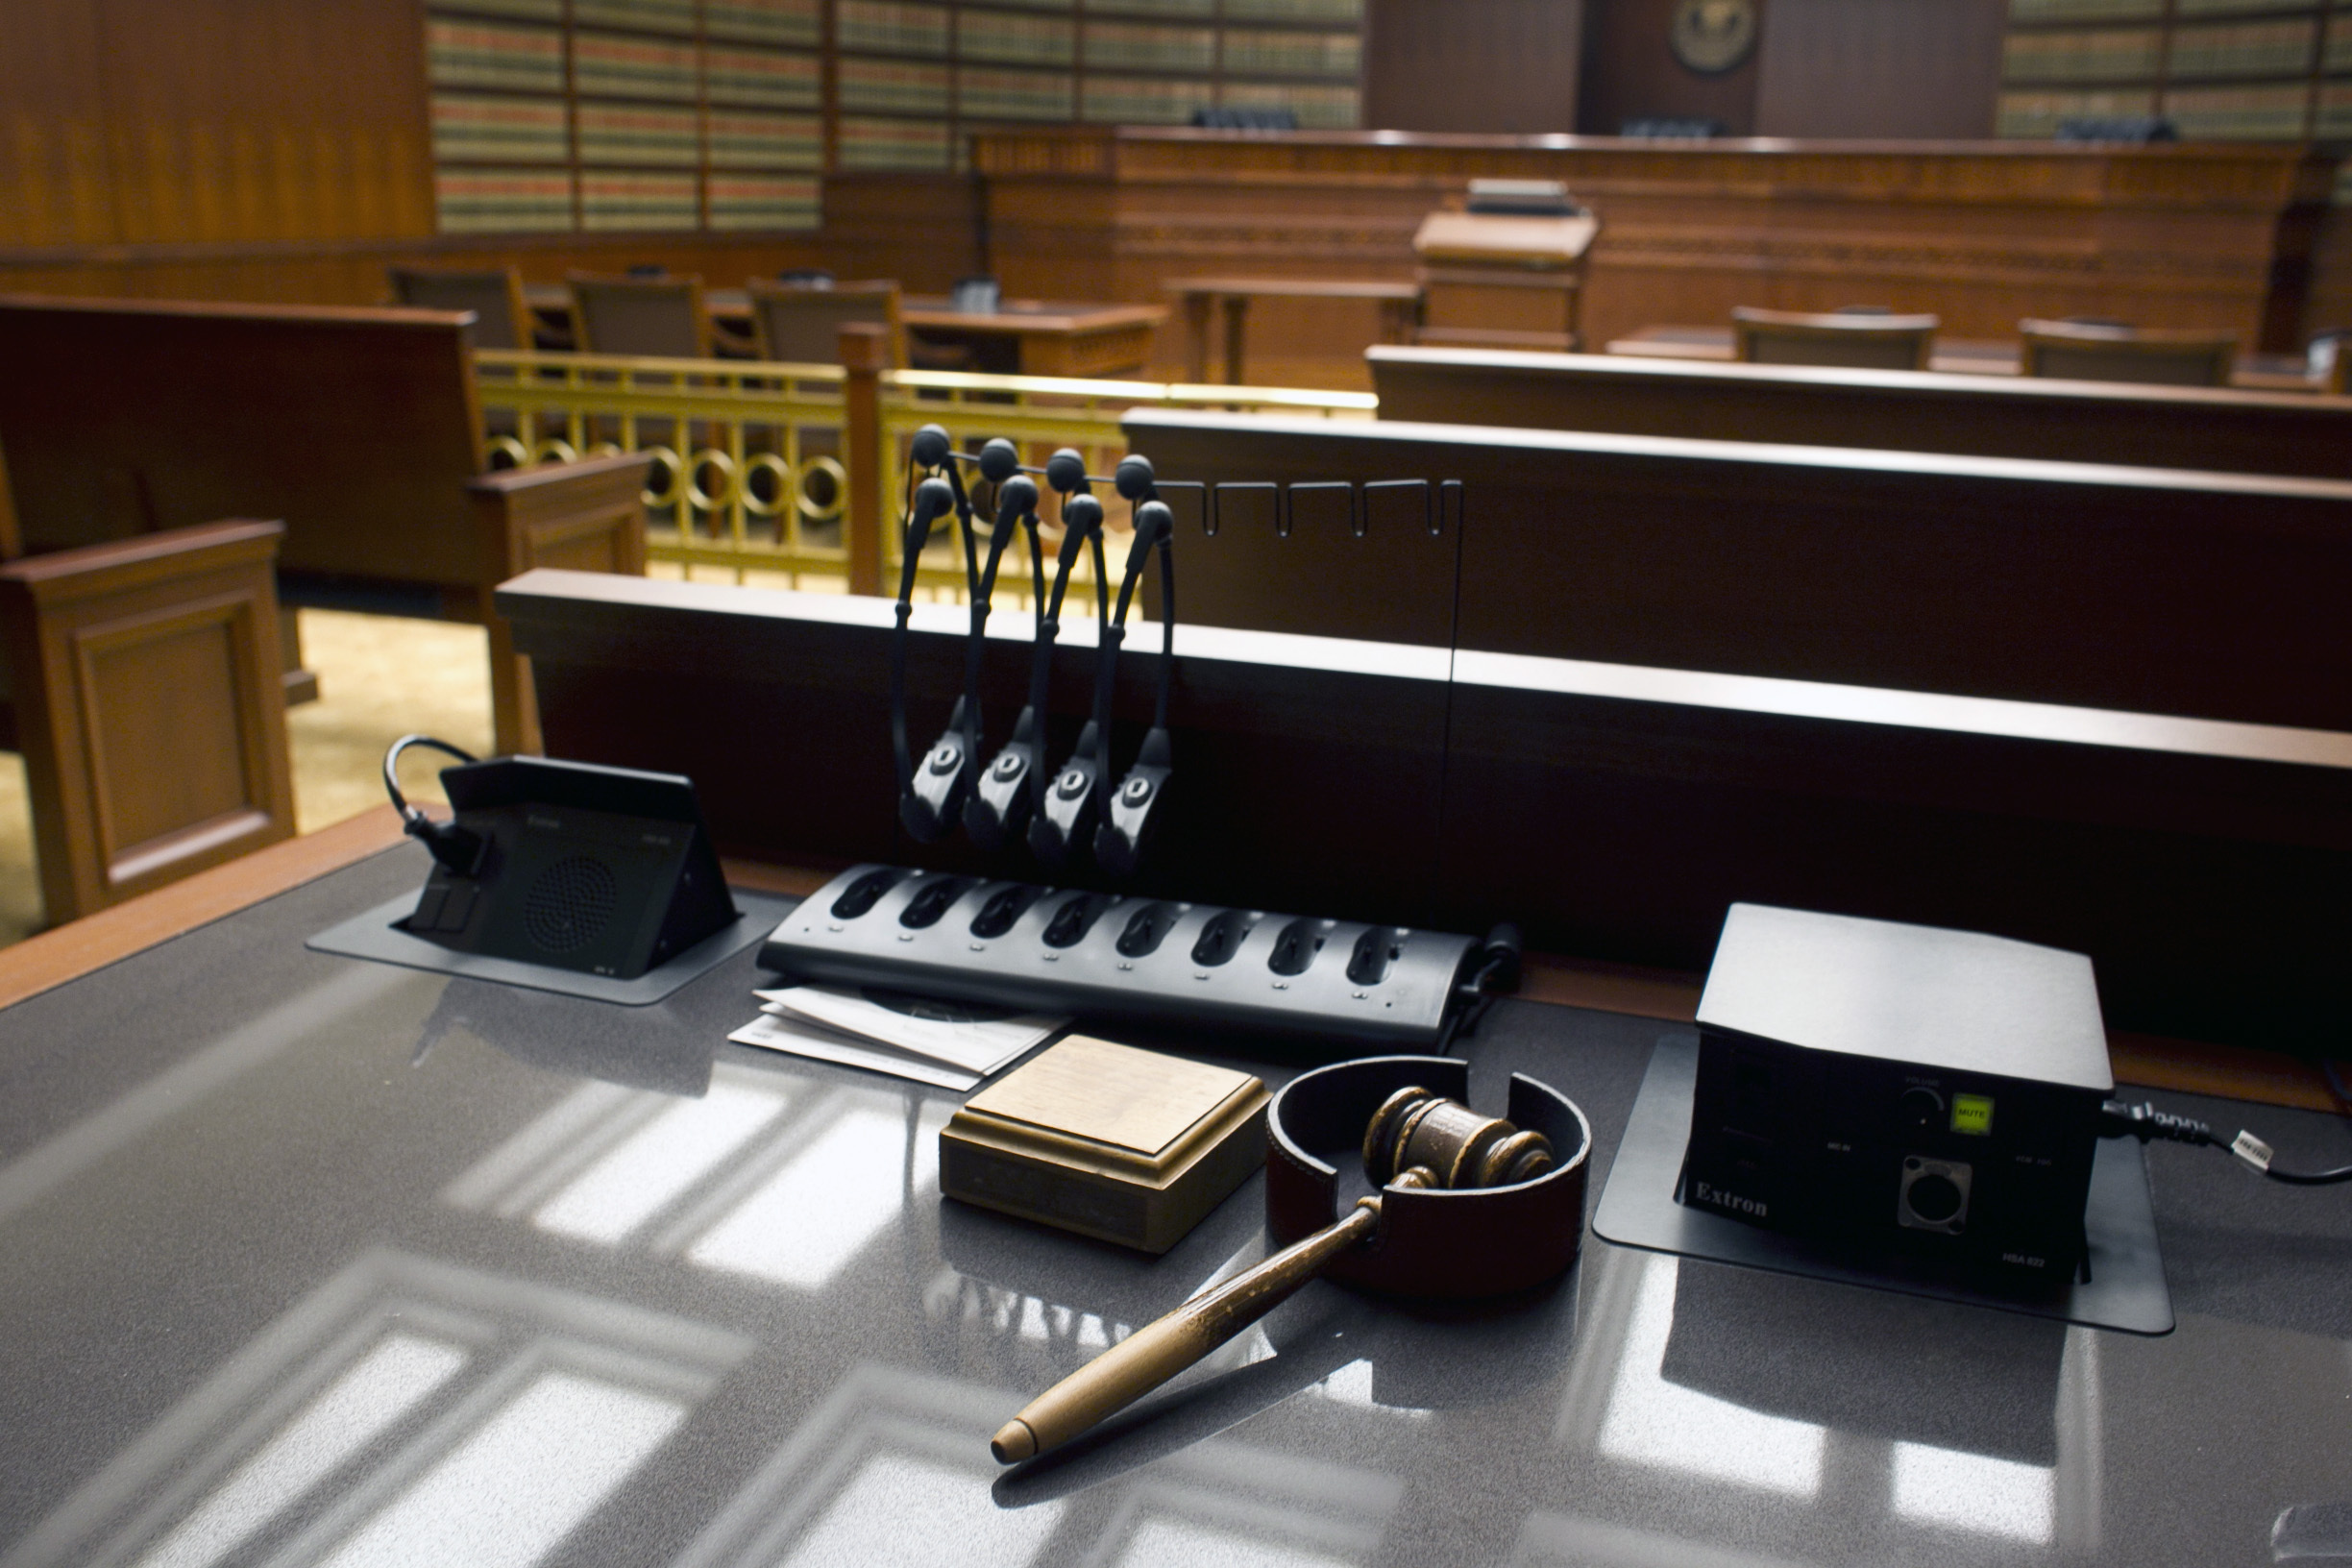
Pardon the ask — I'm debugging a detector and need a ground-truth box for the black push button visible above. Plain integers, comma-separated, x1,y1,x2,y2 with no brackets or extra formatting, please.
831,869,906,920
1267,918,1322,976
1042,894,1110,948
898,876,973,929
1346,927,1400,986
969,885,1044,940
1115,902,1183,958
1190,910,1253,968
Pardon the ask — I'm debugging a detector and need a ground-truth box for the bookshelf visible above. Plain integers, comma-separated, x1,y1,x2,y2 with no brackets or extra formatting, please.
423,0,1365,236
1997,0,2344,149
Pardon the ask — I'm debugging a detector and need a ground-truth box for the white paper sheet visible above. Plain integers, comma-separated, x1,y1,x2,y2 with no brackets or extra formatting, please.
728,1012,981,1092
753,985,1066,1077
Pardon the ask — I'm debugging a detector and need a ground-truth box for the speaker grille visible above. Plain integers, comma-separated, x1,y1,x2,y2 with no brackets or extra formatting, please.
525,855,619,953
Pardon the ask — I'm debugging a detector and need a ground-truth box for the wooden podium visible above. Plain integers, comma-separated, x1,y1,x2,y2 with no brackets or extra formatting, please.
1413,205,1600,353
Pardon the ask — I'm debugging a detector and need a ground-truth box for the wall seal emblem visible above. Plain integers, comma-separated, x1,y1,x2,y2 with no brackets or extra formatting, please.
1671,0,1757,74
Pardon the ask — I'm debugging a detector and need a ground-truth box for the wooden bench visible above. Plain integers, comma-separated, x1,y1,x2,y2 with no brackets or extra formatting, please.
1367,346,2352,479
0,295,650,755
0,521,297,924
1121,409,2352,735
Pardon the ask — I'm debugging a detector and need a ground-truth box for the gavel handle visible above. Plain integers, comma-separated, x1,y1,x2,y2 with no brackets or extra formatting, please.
991,1187,1407,1463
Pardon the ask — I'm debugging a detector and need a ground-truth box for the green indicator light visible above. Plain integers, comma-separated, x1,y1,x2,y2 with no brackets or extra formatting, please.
1950,1093,1995,1136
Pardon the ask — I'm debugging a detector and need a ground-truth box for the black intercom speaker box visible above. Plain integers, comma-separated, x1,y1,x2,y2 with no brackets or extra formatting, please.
404,756,738,980
1683,904,2113,1282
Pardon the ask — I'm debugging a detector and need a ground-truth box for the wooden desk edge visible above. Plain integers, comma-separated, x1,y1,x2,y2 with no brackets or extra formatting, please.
0,805,411,1011
2,827,2335,1115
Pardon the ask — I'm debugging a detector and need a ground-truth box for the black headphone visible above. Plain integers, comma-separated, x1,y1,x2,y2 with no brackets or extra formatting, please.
1032,453,1176,875
890,427,982,842
383,733,488,875
958,442,1045,850
1092,467,1176,876
1024,449,1114,870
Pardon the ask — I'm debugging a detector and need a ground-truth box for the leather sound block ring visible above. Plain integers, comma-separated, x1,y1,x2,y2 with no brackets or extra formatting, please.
1267,1055,1591,1298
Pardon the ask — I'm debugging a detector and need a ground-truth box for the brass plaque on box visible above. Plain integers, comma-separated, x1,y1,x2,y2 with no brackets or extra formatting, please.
941,1036,1269,1254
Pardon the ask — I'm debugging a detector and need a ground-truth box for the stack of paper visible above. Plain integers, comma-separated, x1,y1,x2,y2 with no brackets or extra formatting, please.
730,984,1067,1092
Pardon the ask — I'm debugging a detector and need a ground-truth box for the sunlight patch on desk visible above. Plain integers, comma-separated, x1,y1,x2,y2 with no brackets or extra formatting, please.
1891,1440,2055,1543
1597,1257,1825,1498
532,1080,790,1243
131,1334,468,1568
685,1103,923,1287
1311,1359,1431,1419
313,1371,685,1568
773,1451,1062,1568
1111,1516,1360,1568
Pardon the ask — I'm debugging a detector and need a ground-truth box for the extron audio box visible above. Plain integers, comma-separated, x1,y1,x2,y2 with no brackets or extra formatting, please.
1682,904,2114,1282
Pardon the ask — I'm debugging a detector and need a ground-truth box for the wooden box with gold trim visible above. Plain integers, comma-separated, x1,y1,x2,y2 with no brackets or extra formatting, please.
940,1036,1270,1254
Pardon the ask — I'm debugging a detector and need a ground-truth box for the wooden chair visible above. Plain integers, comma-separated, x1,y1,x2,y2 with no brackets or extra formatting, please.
388,265,533,351
2019,318,2235,386
1732,306,1939,371
567,272,736,360
745,279,909,367
2309,329,2352,395
0,294,649,761
0,520,296,924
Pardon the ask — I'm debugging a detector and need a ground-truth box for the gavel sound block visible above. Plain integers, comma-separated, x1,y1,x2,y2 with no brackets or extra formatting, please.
991,1055,1591,1461
1267,1054,1592,1298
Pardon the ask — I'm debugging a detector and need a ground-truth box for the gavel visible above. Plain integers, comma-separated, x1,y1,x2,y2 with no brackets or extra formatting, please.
990,1087,1557,1464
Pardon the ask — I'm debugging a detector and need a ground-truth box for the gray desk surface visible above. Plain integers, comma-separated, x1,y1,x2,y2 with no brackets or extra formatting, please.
3,843,2350,1567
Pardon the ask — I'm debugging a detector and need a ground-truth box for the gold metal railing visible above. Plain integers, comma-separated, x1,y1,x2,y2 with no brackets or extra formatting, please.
474,336,1377,600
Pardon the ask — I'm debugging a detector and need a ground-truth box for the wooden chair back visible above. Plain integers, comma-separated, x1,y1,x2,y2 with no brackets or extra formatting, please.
1366,345,2352,479
567,272,715,358
1731,306,1939,371
745,279,906,367
388,265,531,351
0,295,649,757
2019,318,2235,386
0,520,296,921
0,296,486,587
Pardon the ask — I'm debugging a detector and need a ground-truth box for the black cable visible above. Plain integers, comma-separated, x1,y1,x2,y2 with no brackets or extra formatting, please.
2099,1097,2352,1185
888,477,963,804
1436,924,1524,1056
1087,502,1174,789
381,734,486,875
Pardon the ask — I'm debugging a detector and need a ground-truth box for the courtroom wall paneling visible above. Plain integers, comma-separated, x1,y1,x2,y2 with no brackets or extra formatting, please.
1122,409,2352,733
1752,0,2005,139
0,0,112,248
0,0,436,251
1363,0,1584,134
1577,0,1764,135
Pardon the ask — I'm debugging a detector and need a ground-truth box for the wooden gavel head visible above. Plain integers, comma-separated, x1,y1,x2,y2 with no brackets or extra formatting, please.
1360,1086,1556,1191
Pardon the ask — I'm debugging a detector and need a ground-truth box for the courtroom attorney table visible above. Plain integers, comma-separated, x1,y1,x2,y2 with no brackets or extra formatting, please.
1163,277,1423,384
526,283,1166,378
1,831,2349,1566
